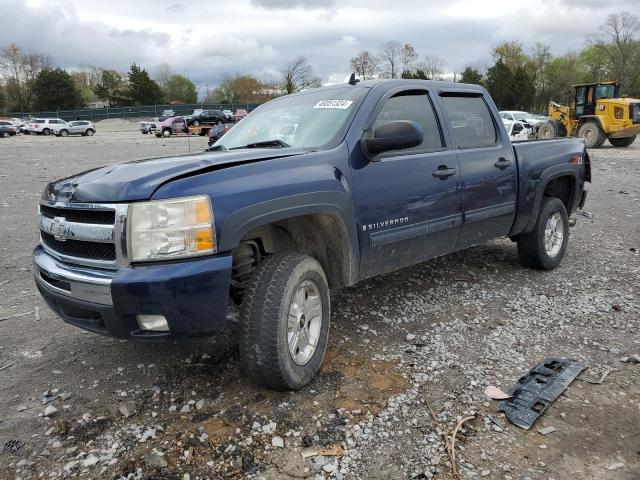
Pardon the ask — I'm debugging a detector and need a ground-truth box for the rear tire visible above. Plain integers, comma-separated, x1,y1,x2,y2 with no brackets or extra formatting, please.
193,120,201,127
609,135,636,147
59,129,68,137
578,121,606,148
239,253,330,391
517,197,569,270
1,131,8,138
42,128,50,136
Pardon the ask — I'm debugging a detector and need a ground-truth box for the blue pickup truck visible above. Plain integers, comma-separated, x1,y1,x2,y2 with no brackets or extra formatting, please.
34,79,590,390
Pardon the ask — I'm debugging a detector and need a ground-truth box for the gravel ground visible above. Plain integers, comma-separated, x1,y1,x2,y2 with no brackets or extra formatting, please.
0,121,638,480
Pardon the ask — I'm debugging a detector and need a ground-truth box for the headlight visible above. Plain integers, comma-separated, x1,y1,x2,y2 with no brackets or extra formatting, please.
129,195,216,262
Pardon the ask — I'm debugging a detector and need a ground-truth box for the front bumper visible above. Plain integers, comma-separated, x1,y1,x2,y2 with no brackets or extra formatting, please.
33,246,233,339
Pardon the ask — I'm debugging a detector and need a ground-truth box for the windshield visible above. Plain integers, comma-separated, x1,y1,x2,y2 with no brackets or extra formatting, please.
512,113,528,120
595,84,616,99
214,86,368,150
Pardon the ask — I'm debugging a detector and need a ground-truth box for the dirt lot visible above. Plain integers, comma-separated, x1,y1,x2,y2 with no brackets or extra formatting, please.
0,120,638,480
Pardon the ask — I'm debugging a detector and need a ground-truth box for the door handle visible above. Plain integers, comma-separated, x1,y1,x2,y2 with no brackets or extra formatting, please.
495,157,513,169
432,166,457,179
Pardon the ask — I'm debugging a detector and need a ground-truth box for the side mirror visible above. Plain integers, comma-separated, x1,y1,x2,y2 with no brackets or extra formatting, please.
362,120,423,157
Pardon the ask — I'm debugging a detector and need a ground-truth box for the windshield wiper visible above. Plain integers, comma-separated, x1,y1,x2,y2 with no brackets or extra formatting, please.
229,139,290,150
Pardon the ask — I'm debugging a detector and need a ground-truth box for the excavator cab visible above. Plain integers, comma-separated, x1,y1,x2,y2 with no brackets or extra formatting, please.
574,82,619,117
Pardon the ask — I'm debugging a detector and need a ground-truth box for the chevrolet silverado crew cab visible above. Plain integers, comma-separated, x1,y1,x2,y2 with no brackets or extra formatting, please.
34,80,590,390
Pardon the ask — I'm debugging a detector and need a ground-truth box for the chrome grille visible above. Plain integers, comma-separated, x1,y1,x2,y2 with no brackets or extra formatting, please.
38,202,128,269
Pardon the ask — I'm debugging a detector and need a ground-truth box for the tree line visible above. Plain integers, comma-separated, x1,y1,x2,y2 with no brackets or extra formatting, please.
353,11,640,112
1,11,638,113
0,46,321,112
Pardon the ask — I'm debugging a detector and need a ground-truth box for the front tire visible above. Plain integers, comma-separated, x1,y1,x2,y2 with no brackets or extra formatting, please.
162,129,171,137
59,129,68,137
609,135,636,147
85,129,95,136
42,128,50,136
578,121,606,148
517,197,569,270
193,120,200,127
239,253,330,391
537,123,555,139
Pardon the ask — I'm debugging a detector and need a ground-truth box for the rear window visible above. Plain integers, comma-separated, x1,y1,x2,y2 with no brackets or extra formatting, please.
441,95,497,149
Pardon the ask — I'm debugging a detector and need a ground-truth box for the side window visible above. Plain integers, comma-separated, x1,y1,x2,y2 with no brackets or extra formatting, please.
373,93,443,152
441,95,497,149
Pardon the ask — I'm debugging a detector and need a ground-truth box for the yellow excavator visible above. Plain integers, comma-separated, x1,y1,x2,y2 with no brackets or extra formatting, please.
537,81,640,148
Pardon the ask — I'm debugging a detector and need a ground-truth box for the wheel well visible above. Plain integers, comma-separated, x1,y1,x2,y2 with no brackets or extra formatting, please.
543,176,573,212
231,214,352,301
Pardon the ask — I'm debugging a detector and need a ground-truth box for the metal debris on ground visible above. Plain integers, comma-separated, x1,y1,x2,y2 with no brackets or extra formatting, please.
2,439,25,454
498,358,585,430
0,310,34,322
576,210,593,219
0,362,15,372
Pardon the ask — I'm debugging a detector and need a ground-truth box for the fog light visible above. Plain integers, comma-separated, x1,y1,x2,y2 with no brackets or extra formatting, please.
136,314,169,332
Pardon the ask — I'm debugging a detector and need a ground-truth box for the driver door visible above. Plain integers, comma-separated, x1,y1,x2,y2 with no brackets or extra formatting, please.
350,90,463,279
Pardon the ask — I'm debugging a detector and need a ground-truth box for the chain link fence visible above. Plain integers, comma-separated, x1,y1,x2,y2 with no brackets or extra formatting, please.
2,103,262,122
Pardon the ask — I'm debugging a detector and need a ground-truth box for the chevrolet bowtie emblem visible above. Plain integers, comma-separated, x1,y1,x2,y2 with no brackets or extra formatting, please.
50,216,67,241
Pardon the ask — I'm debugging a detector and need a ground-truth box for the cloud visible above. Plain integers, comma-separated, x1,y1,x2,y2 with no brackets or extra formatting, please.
250,0,336,8
1,0,638,94
165,3,188,13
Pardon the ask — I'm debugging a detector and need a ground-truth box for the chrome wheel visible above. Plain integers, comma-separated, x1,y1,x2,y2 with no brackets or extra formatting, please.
287,279,322,366
544,212,564,257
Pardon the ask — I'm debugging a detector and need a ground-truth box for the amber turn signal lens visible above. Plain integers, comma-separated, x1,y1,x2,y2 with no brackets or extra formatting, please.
196,228,214,251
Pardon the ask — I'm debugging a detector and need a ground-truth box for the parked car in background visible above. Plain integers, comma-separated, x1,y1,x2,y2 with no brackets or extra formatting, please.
187,110,227,126
207,122,231,146
234,109,248,121
0,120,18,135
162,109,175,117
154,116,188,137
53,120,96,137
27,118,67,135
0,125,16,138
502,118,533,142
499,111,546,134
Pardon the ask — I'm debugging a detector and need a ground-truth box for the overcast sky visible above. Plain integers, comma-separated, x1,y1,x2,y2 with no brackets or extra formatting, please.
2,0,639,93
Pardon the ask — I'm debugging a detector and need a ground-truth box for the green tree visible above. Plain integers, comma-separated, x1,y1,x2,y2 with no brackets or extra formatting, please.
93,69,127,106
512,66,535,110
492,41,528,71
127,63,164,105
401,69,429,79
0,85,5,111
165,74,197,103
32,68,82,110
485,59,516,109
459,66,483,85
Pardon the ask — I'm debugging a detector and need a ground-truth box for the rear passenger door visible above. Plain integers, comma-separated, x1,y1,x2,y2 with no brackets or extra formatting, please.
351,89,463,279
438,93,517,249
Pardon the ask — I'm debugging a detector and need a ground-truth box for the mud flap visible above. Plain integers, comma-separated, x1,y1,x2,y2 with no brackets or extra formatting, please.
498,358,585,430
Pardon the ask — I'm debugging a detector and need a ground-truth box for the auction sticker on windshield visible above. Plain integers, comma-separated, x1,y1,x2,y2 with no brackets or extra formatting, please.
314,100,354,109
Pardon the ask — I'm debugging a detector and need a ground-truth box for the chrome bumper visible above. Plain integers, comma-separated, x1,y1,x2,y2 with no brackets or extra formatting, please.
33,246,114,305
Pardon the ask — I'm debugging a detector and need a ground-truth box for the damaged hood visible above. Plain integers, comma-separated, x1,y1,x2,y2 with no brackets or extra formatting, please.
43,148,306,203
